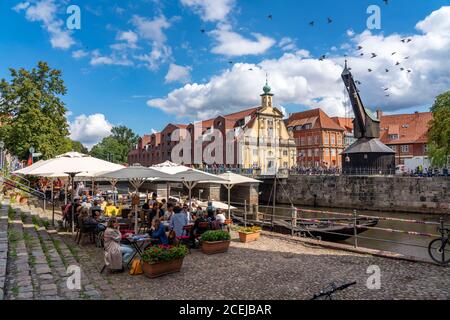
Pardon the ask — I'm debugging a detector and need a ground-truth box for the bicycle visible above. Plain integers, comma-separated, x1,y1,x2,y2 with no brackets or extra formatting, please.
428,227,450,265
310,281,357,300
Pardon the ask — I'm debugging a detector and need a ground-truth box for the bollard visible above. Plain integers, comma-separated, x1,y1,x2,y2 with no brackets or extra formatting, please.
291,204,297,236
353,210,358,248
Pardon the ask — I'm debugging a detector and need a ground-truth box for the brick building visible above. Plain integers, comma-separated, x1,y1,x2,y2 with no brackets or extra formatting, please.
286,109,345,168
377,110,433,165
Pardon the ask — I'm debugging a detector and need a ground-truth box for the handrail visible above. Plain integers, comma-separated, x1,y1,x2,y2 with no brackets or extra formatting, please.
1,176,51,203
10,173,31,187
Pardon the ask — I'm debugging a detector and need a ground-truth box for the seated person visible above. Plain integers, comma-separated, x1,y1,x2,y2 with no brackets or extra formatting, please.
206,202,216,221
149,218,168,245
90,200,102,219
80,207,106,232
142,199,151,210
147,202,161,225
104,218,134,272
215,209,226,224
169,206,189,237
189,211,209,245
104,201,118,217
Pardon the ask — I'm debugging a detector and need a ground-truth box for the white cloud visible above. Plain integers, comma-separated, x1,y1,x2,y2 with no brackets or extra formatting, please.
148,6,450,119
180,0,235,22
165,63,192,83
210,24,275,56
131,15,170,44
346,29,355,37
69,114,113,149
278,37,298,52
90,49,133,66
14,0,75,50
116,30,138,46
72,49,88,59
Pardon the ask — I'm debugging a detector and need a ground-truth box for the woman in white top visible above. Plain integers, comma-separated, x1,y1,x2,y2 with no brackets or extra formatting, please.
215,209,226,224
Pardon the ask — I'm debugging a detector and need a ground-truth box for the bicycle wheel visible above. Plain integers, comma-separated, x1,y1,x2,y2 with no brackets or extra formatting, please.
428,238,450,265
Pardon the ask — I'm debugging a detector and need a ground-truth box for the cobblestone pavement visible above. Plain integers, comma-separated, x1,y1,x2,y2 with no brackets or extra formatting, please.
3,200,450,300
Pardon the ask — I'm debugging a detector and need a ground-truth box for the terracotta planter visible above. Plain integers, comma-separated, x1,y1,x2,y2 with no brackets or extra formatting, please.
238,231,261,243
142,258,184,278
20,197,28,205
15,195,22,203
201,240,230,255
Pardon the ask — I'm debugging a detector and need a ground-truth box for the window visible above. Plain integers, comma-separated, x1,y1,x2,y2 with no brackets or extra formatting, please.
283,150,288,156
303,124,312,130
307,136,313,145
324,134,329,145
391,145,397,152
300,137,305,146
307,149,312,157
314,149,319,157
337,135,342,145
253,149,258,156
424,144,428,153
330,134,336,145
314,135,320,145
401,145,409,153
331,149,336,156
324,148,329,155
389,134,399,140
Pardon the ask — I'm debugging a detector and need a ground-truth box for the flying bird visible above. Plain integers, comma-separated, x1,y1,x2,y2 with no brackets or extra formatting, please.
248,68,253,71
368,68,372,72
391,52,396,55
384,88,389,91
228,61,233,65
319,55,326,61
357,46,363,50
371,53,377,58
407,69,412,73
383,0,389,5
200,29,206,33
327,17,333,23
360,53,364,56
400,67,405,71
267,14,273,20
385,69,390,72
395,61,400,65
404,56,410,59
401,39,406,43
309,21,315,26
355,80,362,85
385,94,390,97
407,38,412,43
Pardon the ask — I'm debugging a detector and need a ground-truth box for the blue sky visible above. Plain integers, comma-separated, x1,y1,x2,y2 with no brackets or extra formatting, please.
1,0,449,147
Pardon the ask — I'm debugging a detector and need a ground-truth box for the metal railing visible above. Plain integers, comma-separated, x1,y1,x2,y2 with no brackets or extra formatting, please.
228,200,449,263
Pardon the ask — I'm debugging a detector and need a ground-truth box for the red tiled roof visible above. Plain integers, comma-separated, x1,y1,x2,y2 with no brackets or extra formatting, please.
288,109,344,131
331,117,354,133
379,112,432,145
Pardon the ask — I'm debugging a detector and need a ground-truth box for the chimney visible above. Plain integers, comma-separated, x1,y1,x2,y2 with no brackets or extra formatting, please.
376,109,383,120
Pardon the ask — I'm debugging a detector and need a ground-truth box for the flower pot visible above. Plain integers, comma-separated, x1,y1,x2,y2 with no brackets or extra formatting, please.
142,258,184,278
238,231,260,243
201,240,230,255
20,197,28,205
16,195,22,203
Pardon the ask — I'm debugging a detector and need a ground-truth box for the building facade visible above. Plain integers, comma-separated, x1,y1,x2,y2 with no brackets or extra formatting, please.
286,109,345,168
377,110,432,165
128,83,297,175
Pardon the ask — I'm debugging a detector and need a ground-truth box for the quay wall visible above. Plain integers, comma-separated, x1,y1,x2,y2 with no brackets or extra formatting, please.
260,175,450,214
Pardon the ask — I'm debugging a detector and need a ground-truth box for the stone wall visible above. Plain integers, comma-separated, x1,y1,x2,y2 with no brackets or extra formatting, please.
261,175,450,214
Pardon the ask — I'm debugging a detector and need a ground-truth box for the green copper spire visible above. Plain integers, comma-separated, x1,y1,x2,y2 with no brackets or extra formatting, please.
263,73,271,94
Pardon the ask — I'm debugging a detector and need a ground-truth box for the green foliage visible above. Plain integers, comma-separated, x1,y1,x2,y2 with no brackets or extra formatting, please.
90,125,138,164
7,206,15,220
141,244,188,264
237,226,261,234
0,61,72,160
200,230,231,242
428,91,450,167
70,140,88,154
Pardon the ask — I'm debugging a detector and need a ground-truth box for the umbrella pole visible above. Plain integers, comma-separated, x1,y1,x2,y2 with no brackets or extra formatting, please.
135,189,138,234
51,178,55,226
64,180,67,205
71,173,75,234
227,185,231,220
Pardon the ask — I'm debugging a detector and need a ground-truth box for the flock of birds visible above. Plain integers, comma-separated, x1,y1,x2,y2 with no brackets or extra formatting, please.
199,0,412,98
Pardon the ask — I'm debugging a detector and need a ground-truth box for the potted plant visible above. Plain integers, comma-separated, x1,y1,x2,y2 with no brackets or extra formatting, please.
19,191,29,205
141,244,188,278
237,226,262,243
200,230,231,255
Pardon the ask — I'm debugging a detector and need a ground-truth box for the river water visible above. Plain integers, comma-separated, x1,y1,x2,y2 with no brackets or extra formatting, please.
257,204,449,262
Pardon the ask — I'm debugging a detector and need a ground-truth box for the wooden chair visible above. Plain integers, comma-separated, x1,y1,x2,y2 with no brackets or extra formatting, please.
76,215,95,245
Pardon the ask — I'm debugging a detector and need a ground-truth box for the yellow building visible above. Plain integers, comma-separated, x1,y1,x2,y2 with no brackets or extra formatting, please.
238,81,297,175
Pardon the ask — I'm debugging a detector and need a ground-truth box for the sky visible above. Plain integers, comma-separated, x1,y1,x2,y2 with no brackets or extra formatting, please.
1,0,449,148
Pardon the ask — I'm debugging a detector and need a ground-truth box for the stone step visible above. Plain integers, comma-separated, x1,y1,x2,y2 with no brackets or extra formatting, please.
0,203,9,300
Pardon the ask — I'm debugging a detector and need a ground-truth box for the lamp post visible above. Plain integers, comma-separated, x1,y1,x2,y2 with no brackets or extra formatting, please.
0,141,4,170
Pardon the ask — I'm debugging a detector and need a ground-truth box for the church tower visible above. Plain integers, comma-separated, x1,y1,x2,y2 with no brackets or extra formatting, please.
260,78,274,108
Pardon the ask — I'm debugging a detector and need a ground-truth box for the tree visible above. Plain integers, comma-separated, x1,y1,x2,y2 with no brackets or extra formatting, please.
0,62,72,160
428,91,450,167
70,140,88,154
90,126,138,164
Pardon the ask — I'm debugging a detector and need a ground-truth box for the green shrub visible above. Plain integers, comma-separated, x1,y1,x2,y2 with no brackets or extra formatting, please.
200,230,231,242
237,226,261,234
141,245,188,265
